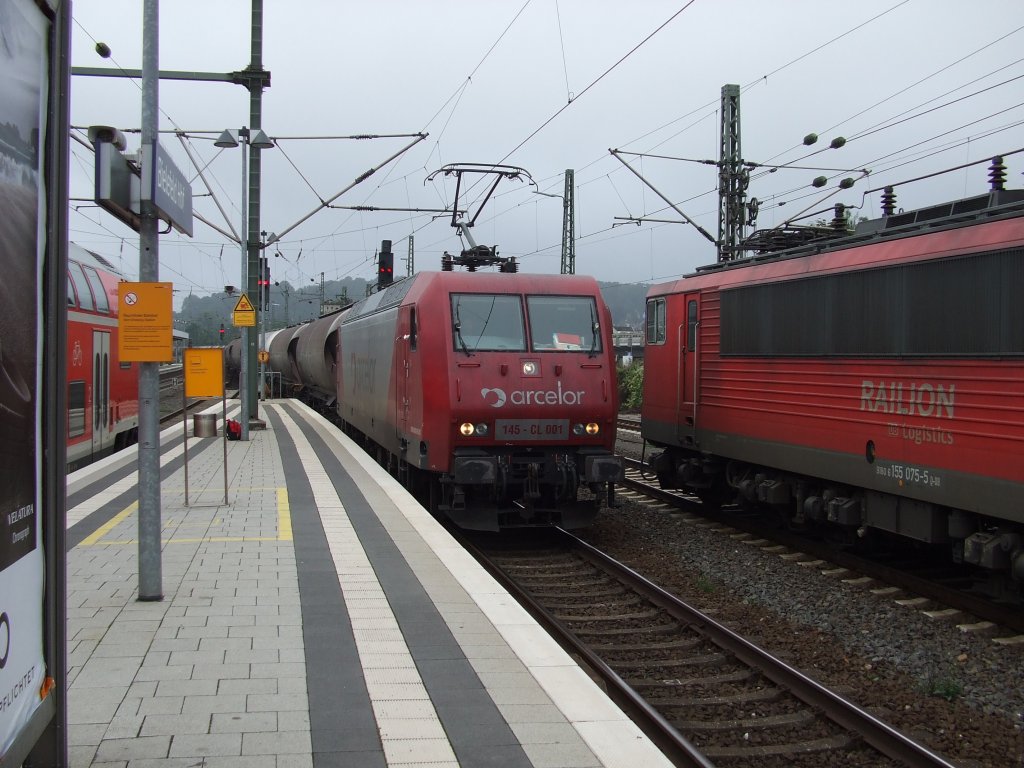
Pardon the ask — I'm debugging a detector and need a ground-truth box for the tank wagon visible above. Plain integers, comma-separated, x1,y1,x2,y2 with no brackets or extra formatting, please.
643,178,1024,582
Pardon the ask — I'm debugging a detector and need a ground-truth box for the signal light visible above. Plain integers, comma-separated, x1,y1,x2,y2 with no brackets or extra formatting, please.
378,239,394,288
258,257,271,309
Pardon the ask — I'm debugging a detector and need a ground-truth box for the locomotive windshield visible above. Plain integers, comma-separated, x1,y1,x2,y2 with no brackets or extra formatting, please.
451,294,527,352
450,293,603,353
527,296,602,352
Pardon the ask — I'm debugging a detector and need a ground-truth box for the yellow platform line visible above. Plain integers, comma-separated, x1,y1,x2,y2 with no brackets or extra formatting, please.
278,487,293,541
79,502,137,546
77,488,293,546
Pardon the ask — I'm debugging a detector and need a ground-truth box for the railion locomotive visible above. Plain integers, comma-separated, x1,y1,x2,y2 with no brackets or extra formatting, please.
272,265,623,530
643,177,1024,582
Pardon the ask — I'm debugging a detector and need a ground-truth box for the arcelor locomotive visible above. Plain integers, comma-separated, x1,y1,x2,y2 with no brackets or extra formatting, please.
271,265,623,530
643,172,1024,582
66,243,139,469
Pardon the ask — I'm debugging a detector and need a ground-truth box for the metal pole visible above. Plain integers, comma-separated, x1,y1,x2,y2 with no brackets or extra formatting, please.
247,0,265,421
138,0,163,600
239,131,250,441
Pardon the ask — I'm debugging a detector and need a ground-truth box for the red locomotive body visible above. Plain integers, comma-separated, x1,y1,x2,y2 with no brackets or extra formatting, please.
643,192,1024,580
276,270,623,530
66,244,139,469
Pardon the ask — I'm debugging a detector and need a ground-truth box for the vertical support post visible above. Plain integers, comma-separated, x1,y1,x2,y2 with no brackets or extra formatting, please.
718,83,743,262
407,234,414,276
246,0,266,420
183,389,189,506
561,169,575,275
137,0,162,600
222,385,229,505
239,134,250,441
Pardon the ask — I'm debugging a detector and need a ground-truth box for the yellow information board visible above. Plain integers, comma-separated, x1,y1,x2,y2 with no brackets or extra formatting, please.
184,347,225,398
233,293,256,327
118,282,173,362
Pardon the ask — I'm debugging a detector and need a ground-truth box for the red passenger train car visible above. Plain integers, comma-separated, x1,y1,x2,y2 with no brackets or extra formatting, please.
66,243,138,470
643,189,1024,581
274,269,623,530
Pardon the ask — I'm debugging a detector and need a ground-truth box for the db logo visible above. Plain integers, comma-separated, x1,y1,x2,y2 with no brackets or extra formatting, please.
480,388,507,408
0,612,9,670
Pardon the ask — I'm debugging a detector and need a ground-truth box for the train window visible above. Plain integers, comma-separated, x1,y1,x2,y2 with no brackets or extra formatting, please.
450,294,526,352
68,262,95,311
526,296,602,352
67,274,77,307
83,266,110,313
687,300,698,351
410,307,418,351
68,380,86,437
646,298,666,345
720,248,1024,357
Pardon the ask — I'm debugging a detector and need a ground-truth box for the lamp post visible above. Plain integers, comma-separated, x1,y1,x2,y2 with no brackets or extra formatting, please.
215,127,273,439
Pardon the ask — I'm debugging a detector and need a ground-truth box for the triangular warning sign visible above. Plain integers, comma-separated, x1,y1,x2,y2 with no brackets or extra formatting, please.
234,293,255,312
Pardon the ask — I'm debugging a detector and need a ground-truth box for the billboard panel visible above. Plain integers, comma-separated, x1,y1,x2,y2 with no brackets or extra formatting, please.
0,0,50,756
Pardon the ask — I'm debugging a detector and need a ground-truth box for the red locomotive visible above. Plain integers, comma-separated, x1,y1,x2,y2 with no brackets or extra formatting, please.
66,243,139,469
643,183,1024,582
272,266,623,530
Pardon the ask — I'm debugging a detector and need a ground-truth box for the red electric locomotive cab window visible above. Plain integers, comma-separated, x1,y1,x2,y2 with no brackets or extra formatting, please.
450,294,525,352
526,296,602,352
68,261,95,311
646,298,666,345
83,265,110,313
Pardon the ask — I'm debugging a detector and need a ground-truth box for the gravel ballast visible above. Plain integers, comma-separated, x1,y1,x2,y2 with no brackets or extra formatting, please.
579,439,1024,766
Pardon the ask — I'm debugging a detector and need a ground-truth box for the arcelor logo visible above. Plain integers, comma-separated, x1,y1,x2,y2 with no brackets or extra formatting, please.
481,388,507,408
481,383,585,408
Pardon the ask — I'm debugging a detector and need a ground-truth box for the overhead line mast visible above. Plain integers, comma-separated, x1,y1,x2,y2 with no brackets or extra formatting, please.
718,84,746,262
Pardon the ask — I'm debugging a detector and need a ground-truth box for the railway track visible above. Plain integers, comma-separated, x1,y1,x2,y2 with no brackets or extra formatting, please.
466,528,957,767
617,456,1024,641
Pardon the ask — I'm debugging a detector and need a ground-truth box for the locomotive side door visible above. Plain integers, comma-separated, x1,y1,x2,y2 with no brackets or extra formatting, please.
677,293,700,441
396,306,413,437
92,330,111,456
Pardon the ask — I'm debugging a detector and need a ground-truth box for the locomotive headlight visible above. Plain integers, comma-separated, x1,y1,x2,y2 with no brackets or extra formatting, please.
474,423,488,436
573,423,585,435
460,422,475,436
586,422,600,435
459,422,489,437
522,360,538,376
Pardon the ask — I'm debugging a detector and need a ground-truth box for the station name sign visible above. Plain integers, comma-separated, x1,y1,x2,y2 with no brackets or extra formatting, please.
141,140,194,237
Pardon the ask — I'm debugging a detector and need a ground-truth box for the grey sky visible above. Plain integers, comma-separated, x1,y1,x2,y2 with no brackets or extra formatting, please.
67,0,1024,309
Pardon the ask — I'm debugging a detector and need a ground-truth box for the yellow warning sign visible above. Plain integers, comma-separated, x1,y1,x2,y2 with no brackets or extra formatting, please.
233,292,256,327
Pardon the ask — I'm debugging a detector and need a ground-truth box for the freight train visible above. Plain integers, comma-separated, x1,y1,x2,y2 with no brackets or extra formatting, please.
66,243,139,469
269,263,624,530
642,172,1024,582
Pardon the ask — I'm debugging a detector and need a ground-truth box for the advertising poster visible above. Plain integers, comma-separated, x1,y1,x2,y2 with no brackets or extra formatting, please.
0,0,49,756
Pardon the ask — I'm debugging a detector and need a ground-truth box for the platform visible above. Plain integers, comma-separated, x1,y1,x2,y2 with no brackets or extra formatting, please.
64,399,674,767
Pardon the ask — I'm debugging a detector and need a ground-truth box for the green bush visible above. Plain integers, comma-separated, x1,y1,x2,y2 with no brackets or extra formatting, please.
617,361,644,412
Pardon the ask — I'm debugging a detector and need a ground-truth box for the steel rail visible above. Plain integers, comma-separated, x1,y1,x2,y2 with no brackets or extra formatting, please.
457,532,716,768
560,528,959,768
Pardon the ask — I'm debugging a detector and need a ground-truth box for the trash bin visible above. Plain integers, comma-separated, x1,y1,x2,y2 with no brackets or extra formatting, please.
193,413,217,438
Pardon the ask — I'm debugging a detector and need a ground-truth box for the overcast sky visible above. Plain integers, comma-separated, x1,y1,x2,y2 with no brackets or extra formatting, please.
68,0,1024,309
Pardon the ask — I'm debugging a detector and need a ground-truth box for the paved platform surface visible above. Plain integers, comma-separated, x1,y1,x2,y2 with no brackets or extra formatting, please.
64,399,674,767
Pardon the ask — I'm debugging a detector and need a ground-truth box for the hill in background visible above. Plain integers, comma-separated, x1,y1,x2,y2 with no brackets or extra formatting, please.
176,276,648,345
